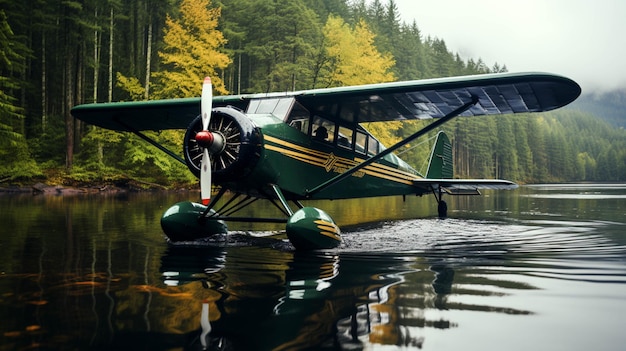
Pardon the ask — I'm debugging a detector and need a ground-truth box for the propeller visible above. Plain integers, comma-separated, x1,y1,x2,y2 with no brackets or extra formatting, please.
197,77,213,205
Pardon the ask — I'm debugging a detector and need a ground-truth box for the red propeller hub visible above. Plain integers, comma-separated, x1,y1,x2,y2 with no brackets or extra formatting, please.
195,130,214,148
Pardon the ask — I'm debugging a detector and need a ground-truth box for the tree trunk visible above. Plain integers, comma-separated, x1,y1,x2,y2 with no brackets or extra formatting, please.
74,43,84,156
108,7,113,102
93,7,100,103
41,32,47,132
65,52,74,171
144,21,152,99
237,52,241,94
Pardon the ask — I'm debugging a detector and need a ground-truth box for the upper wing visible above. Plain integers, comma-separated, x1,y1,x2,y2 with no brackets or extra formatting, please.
70,95,248,132
71,72,580,131
295,71,581,124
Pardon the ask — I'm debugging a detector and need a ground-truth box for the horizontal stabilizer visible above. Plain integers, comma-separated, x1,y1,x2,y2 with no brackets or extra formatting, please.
413,178,518,194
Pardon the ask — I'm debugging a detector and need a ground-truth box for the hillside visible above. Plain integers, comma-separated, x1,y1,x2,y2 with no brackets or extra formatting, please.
570,90,626,129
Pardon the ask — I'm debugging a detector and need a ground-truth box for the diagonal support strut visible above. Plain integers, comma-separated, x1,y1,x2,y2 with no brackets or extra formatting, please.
305,95,479,198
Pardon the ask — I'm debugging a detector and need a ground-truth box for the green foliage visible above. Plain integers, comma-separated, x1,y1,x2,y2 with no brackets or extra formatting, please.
76,127,196,184
0,9,40,181
116,73,145,100
0,9,26,144
117,130,193,183
28,115,67,166
229,0,322,92
0,131,42,180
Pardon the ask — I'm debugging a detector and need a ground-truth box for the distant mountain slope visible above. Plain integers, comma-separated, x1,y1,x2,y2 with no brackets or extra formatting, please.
570,90,626,128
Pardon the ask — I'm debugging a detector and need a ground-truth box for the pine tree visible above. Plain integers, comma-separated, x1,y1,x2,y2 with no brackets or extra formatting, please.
0,10,24,125
0,9,40,179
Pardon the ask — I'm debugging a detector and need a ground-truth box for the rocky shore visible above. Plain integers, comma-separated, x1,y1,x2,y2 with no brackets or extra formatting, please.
0,179,186,196
0,183,128,195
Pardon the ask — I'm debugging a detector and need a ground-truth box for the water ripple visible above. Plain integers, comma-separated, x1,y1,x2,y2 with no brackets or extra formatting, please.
342,217,626,288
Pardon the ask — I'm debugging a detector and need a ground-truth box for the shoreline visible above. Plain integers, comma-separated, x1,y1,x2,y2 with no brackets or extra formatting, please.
0,180,195,196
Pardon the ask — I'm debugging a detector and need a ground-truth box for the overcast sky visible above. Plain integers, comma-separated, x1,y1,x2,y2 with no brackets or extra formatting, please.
392,0,625,94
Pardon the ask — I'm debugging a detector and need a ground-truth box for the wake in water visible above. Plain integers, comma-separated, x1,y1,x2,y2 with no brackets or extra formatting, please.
168,216,626,266
341,217,626,258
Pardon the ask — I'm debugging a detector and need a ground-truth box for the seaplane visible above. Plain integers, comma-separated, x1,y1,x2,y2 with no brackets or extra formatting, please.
71,72,581,250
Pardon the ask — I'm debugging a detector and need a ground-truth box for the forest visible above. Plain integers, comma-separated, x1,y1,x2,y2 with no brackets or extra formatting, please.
1,0,625,187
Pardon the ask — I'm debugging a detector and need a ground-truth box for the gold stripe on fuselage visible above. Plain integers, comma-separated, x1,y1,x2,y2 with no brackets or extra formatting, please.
354,157,420,182
264,135,418,185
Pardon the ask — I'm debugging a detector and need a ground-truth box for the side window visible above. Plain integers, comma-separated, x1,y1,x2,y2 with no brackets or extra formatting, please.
337,126,353,150
367,137,380,156
311,116,335,144
355,131,367,154
289,118,309,134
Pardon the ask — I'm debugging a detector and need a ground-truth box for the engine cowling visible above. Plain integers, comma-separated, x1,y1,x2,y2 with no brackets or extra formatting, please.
183,107,262,183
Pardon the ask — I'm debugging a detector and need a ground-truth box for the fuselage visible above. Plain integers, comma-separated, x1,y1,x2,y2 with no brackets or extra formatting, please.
224,97,428,200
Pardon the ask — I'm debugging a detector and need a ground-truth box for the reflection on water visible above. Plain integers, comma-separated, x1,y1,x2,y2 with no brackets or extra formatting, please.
1,185,626,350
157,245,537,350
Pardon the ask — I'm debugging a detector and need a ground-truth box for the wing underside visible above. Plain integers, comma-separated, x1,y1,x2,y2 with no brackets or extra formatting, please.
71,72,581,131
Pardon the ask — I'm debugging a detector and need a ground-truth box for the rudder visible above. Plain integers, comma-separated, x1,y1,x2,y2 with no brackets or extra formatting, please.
426,131,453,179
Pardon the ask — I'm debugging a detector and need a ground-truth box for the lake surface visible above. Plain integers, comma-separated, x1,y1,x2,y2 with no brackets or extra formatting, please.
1,184,625,350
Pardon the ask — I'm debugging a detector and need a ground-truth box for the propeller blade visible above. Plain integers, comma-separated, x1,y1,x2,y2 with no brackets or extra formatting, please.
201,77,212,130
200,77,213,205
201,148,211,205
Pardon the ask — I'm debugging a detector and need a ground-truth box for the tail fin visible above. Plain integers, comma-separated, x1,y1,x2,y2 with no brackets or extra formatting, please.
426,131,453,179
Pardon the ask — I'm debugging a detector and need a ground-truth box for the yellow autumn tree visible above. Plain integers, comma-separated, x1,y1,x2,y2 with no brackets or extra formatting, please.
321,16,395,87
320,16,401,147
152,0,231,98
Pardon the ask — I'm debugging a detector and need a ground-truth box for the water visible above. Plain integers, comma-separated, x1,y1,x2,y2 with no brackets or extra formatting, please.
1,184,625,350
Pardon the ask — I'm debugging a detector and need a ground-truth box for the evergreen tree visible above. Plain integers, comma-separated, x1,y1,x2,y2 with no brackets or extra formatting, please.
0,10,24,126
0,9,40,179
527,115,549,181
512,117,532,180
494,117,519,179
301,0,350,20
238,0,321,93
429,38,455,77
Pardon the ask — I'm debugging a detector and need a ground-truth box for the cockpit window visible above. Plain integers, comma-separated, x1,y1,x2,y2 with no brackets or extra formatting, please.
246,97,294,120
251,96,381,156
274,98,294,119
311,116,335,144
285,100,310,134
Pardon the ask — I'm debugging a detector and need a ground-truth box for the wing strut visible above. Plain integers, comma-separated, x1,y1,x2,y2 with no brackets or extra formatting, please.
305,95,479,198
113,118,186,165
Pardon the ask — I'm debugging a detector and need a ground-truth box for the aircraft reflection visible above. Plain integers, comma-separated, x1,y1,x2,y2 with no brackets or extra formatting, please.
158,244,534,350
